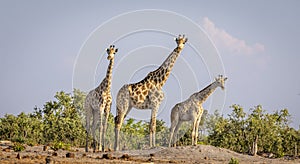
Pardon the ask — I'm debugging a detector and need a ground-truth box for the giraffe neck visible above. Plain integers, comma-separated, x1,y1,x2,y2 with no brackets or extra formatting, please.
194,81,218,104
105,58,114,88
96,58,114,93
149,47,182,88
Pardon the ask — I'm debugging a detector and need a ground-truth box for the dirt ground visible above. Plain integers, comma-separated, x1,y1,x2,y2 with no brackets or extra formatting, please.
0,141,299,164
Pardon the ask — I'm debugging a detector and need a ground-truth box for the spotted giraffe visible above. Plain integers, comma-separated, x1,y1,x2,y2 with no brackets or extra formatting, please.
114,35,188,151
84,45,118,152
169,75,227,147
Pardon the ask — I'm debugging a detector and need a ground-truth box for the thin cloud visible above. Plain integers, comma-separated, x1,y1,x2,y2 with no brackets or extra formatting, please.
202,17,265,55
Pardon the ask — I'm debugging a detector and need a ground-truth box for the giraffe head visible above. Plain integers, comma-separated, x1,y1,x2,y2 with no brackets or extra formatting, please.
215,75,228,90
106,45,118,60
175,34,188,50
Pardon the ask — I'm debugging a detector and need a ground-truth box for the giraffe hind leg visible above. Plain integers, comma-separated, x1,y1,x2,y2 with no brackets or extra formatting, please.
173,121,182,147
114,85,130,151
85,105,92,152
114,106,128,151
169,106,179,147
91,109,99,152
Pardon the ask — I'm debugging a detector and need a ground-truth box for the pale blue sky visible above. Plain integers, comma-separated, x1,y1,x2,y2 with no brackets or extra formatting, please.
0,0,299,128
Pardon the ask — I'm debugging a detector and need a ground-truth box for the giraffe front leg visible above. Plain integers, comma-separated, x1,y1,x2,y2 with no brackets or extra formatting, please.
194,107,204,146
149,108,157,148
102,102,111,151
169,120,176,147
194,116,202,146
150,89,164,147
191,118,198,146
98,106,105,152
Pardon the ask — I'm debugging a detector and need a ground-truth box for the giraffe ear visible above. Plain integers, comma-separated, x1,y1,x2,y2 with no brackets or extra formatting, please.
115,48,118,53
184,38,188,43
224,77,228,81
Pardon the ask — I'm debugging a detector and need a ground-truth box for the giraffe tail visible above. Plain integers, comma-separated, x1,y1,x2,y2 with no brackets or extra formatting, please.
170,104,180,124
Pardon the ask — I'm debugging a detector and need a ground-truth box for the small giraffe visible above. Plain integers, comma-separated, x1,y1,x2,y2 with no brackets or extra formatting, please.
114,35,188,151
169,75,227,147
84,45,118,152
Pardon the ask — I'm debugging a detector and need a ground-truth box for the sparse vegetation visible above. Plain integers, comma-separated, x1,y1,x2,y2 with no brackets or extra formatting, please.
50,141,71,151
0,89,299,158
13,142,25,152
228,157,239,164
206,105,300,157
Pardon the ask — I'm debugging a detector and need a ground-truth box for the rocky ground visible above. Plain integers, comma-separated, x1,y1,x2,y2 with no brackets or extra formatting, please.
0,141,299,164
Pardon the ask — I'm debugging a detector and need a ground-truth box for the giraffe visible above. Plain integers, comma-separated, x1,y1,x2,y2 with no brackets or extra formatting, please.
114,34,188,151
84,45,118,152
169,75,227,147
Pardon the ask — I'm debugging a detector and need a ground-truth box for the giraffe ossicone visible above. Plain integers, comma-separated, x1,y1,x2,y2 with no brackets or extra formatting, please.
114,34,188,151
84,45,118,152
169,75,227,147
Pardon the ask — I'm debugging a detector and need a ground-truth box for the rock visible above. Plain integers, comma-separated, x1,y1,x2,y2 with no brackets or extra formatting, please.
150,153,155,157
148,157,154,162
102,153,113,159
45,156,52,164
35,155,42,159
23,155,30,159
66,152,75,158
3,148,11,152
120,154,131,160
17,153,22,159
43,145,48,151
268,153,274,158
0,140,13,146
52,152,58,156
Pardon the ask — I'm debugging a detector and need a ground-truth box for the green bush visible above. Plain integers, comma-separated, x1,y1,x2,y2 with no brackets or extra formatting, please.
13,142,25,152
228,157,239,164
11,137,26,144
50,141,71,151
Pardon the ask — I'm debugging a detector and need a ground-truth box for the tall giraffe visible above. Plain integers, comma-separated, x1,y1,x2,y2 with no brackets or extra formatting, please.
84,45,118,152
169,75,227,147
114,35,188,151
